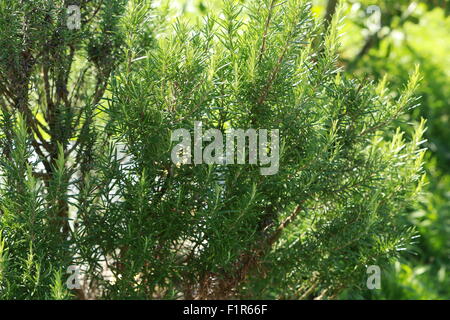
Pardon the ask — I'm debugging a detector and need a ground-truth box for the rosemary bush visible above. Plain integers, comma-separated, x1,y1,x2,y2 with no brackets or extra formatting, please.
0,0,426,299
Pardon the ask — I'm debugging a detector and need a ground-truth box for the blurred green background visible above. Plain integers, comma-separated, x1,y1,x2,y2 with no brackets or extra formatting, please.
163,0,450,299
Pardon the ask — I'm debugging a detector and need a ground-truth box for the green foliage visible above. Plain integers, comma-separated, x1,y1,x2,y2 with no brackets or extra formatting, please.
334,0,450,300
0,0,427,299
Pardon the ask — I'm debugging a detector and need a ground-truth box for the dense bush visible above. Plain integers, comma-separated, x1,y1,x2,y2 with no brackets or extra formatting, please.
0,0,427,299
